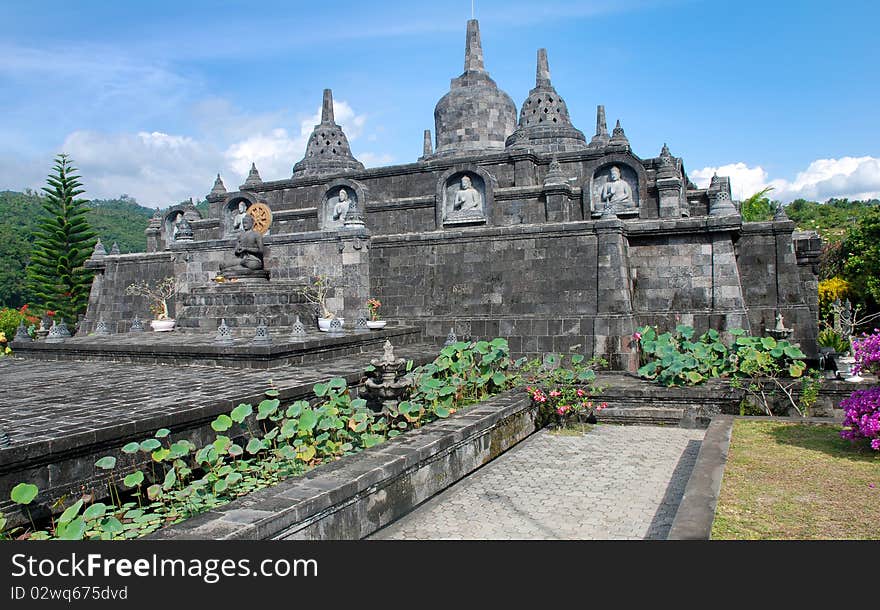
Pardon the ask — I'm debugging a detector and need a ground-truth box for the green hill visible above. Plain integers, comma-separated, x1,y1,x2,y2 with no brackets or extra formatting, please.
0,190,154,308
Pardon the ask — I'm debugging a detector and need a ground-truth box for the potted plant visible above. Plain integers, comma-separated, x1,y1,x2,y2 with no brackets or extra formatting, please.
125,277,178,332
817,326,851,378
366,298,386,329
300,274,343,331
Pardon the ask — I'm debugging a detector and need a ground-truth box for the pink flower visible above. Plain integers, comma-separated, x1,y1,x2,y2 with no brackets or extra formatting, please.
576,388,585,397
549,390,562,398
633,332,642,341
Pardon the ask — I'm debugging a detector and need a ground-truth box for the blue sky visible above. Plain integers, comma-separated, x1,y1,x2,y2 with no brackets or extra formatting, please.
0,0,877,205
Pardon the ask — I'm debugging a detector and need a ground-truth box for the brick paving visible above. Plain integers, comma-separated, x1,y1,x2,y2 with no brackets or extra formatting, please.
370,425,705,540
0,343,434,448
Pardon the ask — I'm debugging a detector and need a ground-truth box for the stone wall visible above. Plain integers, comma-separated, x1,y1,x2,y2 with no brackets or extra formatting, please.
84,229,371,333
737,221,818,355
82,252,176,333
370,220,637,368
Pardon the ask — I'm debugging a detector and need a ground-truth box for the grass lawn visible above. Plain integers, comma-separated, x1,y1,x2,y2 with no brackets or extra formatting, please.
711,419,880,540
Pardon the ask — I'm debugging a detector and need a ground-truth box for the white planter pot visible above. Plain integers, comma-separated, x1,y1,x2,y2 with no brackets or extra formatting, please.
318,318,345,332
366,320,387,329
151,318,176,332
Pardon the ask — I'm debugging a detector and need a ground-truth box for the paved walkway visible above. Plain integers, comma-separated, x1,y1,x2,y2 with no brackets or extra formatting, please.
370,425,705,540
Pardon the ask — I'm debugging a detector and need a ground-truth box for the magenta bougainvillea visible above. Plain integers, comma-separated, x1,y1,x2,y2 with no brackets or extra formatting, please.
851,330,880,376
840,386,880,451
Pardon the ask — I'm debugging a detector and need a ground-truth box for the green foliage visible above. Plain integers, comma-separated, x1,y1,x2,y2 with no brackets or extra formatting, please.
0,189,154,309
4,338,523,540
516,353,606,429
841,207,880,304
0,190,44,308
11,483,38,505
635,324,820,416
740,187,776,222
636,325,739,386
25,155,96,322
86,195,152,253
786,197,879,243
817,327,850,354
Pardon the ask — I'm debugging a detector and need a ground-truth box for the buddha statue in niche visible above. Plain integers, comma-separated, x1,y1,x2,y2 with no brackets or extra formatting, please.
600,166,634,209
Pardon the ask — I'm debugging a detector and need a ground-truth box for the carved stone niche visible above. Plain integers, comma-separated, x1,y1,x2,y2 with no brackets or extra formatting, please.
224,194,256,236
587,161,642,218
163,208,189,244
436,166,495,228
321,179,366,230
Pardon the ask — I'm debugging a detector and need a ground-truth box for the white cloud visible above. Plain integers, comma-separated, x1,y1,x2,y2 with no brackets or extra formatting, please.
692,156,880,202
360,153,395,167
223,98,370,180
1,97,386,206
60,130,222,205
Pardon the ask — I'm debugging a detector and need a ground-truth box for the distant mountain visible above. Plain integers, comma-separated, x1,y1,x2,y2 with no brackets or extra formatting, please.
87,195,153,253
0,191,155,308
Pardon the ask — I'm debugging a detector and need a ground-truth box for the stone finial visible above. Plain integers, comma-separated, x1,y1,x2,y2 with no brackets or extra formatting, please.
535,48,551,88
94,318,110,335
543,156,568,187
774,202,789,221
506,47,586,153
657,143,680,180
590,105,610,147
46,320,64,343
444,328,457,346
57,318,71,338
0,429,9,447
464,19,485,73
290,315,306,338
356,310,368,330
92,239,107,259
322,88,335,123
423,129,433,157
129,315,145,333
148,208,162,230
243,163,263,188
14,320,32,342
210,173,227,196
175,216,194,241
251,319,271,345
109,242,120,255
292,89,364,177
708,175,738,216
214,319,234,346
608,119,630,149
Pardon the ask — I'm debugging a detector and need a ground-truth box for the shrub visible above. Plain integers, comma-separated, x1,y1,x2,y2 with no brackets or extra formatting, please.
515,353,607,429
634,324,820,416
818,277,851,321
851,330,880,376
840,387,880,451
817,327,850,354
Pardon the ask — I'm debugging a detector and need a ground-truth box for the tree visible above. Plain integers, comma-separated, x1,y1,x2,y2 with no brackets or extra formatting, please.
740,187,775,222
26,154,96,323
842,207,880,306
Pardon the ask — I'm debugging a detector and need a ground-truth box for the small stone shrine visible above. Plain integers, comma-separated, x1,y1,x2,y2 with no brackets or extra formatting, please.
69,19,819,370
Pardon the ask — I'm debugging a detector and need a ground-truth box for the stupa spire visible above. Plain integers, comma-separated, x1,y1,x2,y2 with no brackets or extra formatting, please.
536,48,551,88
321,88,335,123
292,88,364,177
590,105,610,147
464,19,485,73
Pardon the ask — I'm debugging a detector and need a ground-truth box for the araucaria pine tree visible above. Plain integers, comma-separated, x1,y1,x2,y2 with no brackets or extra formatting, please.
26,154,96,323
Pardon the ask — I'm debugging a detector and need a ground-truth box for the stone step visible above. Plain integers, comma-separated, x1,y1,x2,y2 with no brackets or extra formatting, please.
596,407,686,427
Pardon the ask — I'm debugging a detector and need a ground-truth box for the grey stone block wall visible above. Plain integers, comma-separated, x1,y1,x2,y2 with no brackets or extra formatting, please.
82,253,176,334
737,221,818,355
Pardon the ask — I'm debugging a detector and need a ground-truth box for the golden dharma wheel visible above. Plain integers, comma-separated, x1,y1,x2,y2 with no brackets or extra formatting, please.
246,202,273,234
